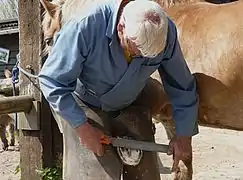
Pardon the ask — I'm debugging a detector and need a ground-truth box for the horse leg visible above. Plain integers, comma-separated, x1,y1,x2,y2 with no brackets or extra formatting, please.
8,122,15,146
110,106,161,180
133,77,175,138
134,77,194,180
153,115,193,180
153,115,176,140
0,123,8,151
162,122,176,141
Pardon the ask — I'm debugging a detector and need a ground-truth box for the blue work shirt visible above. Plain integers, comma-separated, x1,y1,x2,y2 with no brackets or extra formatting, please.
38,0,199,136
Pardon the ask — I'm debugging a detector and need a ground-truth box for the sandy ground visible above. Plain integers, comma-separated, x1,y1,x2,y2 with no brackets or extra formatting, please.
0,146,20,180
0,124,243,180
155,124,243,180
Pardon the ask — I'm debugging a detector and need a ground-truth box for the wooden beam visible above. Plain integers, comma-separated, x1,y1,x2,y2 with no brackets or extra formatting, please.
0,95,34,115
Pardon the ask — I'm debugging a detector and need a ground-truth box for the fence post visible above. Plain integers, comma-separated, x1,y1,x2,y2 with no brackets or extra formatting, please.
18,0,62,179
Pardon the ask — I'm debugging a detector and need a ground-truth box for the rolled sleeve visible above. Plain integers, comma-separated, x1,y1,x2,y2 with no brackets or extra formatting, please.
158,22,199,136
38,21,89,128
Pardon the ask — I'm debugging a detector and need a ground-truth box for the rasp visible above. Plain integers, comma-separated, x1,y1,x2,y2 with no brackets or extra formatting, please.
101,136,169,153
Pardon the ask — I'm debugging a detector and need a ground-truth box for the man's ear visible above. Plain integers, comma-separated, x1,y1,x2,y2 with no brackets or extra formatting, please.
117,22,125,34
40,0,58,18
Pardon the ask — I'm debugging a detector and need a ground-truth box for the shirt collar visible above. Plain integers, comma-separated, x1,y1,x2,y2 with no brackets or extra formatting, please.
105,0,130,39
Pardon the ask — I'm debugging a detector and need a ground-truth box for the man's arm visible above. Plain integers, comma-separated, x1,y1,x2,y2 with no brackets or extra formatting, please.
38,20,89,128
158,20,199,137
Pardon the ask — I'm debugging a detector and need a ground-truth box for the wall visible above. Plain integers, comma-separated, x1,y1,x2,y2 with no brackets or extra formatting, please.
0,33,19,78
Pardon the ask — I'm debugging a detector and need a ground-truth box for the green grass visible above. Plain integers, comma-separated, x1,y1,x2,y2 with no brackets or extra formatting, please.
36,167,62,180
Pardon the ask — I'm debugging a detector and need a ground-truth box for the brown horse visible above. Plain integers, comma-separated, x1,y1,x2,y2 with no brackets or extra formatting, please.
153,0,236,9
0,69,16,151
41,0,236,55
160,0,243,131
41,0,243,134
39,0,243,179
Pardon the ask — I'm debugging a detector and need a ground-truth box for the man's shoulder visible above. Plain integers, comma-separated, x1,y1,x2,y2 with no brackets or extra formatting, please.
61,0,116,28
93,0,118,12
60,1,115,34
167,17,177,36
73,0,116,22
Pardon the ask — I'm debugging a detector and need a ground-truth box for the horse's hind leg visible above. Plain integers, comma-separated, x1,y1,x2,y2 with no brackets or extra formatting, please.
0,124,8,151
153,114,194,180
7,122,15,146
153,114,176,141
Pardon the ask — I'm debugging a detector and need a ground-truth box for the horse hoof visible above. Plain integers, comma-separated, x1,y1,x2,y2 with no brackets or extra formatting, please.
14,146,20,151
116,136,143,166
2,145,8,151
172,161,193,180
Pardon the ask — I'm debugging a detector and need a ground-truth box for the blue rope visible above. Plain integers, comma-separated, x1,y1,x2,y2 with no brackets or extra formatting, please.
11,65,19,130
11,66,19,84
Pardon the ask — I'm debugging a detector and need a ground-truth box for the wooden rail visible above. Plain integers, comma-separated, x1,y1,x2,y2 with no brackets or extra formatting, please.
0,77,20,96
0,95,34,115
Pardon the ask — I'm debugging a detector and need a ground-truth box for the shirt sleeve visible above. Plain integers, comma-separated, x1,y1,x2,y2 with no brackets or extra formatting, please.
158,20,199,136
38,20,90,129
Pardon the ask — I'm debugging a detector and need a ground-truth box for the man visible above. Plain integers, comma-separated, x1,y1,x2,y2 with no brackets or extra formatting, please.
39,0,199,179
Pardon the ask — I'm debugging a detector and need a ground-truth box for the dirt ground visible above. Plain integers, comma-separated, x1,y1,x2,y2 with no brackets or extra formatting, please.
155,124,243,180
0,146,20,180
0,124,243,180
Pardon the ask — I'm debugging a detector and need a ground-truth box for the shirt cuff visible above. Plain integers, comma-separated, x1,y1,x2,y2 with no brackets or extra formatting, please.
175,119,199,137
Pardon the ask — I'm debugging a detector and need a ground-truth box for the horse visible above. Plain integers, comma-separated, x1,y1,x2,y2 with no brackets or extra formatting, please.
41,0,243,136
0,69,16,151
39,0,243,179
41,0,237,56
157,0,243,132
153,0,236,9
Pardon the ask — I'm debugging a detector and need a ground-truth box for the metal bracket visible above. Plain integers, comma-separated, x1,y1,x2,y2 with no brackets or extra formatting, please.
17,101,40,130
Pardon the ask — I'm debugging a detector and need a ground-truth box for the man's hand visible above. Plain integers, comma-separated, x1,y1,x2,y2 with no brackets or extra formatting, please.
75,121,105,156
168,136,192,172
